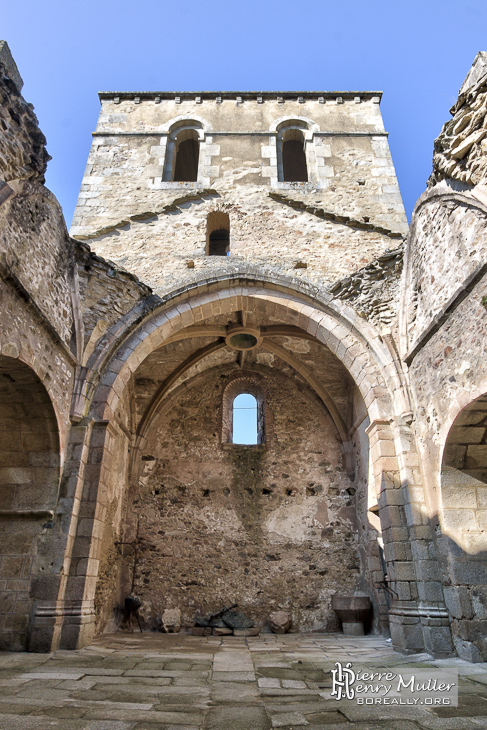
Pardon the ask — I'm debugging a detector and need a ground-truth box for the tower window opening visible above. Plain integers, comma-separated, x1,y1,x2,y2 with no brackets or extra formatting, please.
209,228,230,256
282,130,308,182
232,393,258,444
173,130,199,182
207,211,230,256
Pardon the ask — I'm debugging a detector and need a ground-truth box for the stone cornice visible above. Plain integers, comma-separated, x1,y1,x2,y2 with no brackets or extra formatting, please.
98,90,383,103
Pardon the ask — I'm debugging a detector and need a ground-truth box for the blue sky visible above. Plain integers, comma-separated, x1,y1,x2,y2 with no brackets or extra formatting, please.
4,0,487,225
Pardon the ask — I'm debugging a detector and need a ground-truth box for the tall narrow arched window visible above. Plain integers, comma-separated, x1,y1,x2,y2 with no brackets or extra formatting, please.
163,122,203,182
173,129,199,182
282,129,308,182
232,393,258,444
222,377,266,445
207,211,230,256
276,121,310,183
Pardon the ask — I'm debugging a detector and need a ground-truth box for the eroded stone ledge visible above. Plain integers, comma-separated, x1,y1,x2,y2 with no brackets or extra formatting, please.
269,192,404,239
74,189,220,241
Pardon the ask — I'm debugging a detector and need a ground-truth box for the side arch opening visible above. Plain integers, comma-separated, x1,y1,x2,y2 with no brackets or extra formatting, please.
439,393,487,661
0,355,60,651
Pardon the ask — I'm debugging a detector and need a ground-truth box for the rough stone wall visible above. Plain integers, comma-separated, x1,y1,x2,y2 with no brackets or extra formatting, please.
329,243,403,328
0,277,74,441
438,466,487,662
443,395,487,483
0,55,50,184
403,188,487,358
70,93,407,298
122,365,362,633
0,181,76,349
408,271,487,471
0,43,82,652
403,52,487,661
75,240,153,363
429,52,487,189
0,43,77,447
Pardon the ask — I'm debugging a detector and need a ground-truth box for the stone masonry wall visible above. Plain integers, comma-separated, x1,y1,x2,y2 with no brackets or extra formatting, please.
0,181,76,348
0,356,60,651
75,240,153,363
404,52,487,661
0,42,77,357
70,93,407,298
403,188,487,357
121,365,363,633
0,42,82,652
0,55,50,185
429,52,487,189
329,243,403,329
408,271,487,479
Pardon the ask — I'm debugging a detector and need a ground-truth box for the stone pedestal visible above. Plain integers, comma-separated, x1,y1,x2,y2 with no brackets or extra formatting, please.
331,595,372,636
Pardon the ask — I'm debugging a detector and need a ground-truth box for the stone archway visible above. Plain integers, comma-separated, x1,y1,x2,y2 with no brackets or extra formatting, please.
0,355,61,650
439,393,487,661
57,279,450,655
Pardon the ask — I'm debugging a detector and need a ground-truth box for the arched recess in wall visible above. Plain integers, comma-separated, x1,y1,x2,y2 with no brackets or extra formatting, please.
163,120,204,182
0,355,61,651
439,393,487,661
207,211,230,256
119,353,365,634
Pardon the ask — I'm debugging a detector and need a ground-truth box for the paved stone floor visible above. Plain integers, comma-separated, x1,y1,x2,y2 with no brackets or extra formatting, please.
1,633,487,729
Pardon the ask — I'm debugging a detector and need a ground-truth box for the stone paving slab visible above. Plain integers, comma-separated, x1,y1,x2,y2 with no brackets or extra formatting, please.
1,633,487,728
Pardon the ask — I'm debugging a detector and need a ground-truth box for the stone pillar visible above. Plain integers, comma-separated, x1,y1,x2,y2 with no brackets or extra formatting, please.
28,419,94,652
367,419,453,656
57,420,115,649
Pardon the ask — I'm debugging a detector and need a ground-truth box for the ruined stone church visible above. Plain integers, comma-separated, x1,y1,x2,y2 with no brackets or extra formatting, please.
2,39,487,661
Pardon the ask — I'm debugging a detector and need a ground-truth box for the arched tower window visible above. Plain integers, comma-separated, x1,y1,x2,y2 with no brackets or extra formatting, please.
282,129,308,182
232,393,258,444
207,211,230,256
173,129,199,182
222,376,266,445
163,122,203,182
276,121,310,183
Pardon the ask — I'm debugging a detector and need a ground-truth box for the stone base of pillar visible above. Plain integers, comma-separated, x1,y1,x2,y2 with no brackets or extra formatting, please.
389,602,454,657
28,600,96,652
